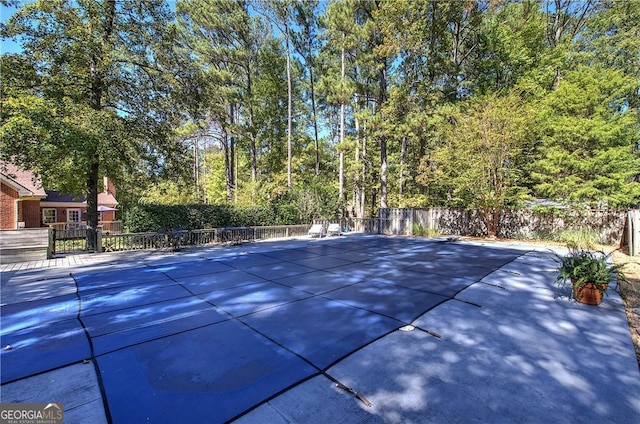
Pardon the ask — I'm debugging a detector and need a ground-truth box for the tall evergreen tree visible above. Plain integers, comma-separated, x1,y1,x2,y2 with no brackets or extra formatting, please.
530,66,640,207
292,0,323,175
256,0,297,190
176,0,267,200
578,0,640,111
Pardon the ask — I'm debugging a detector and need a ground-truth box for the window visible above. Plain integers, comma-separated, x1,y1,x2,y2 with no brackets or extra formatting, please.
67,209,81,224
42,209,57,224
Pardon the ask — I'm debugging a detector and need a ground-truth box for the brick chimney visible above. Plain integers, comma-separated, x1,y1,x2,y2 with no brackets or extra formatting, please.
104,176,116,196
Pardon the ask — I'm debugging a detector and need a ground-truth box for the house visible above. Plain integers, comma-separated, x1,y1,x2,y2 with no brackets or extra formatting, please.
0,162,119,231
40,181,119,230
1,163,47,229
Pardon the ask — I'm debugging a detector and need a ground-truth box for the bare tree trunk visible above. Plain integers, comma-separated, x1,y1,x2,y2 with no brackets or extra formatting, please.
247,70,257,185
546,0,594,88
549,0,563,88
86,158,99,251
231,105,236,201
380,139,387,209
86,0,115,251
234,141,239,204
222,130,231,201
223,104,234,201
353,95,360,220
310,65,320,175
399,135,408,202
360,111,367,219
193,137,199,191
450,20,461,101
482,206,500,238
378,58,388,210
243,59,257,203
285,21,293,191
339,46,345,202
339,148,345,201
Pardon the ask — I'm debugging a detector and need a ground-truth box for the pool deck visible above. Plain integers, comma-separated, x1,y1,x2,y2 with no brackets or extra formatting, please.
1,235,639,423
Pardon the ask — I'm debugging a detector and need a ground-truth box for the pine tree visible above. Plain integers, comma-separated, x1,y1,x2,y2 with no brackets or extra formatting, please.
530,66,640,207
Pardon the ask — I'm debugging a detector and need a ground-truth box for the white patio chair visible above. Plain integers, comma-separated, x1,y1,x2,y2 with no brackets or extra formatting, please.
327,223,341,236
308,224,325,237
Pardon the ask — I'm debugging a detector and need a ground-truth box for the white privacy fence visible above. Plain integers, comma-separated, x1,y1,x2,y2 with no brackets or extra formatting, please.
628,210,639,256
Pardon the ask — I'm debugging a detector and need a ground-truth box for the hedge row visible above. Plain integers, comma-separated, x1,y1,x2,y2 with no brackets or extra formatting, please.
122,203,303,233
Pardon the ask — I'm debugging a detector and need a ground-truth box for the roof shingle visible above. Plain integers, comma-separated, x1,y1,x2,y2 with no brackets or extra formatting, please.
0,163,47,197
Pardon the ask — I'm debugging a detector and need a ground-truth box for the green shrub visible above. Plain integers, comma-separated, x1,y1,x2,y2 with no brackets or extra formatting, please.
122,203,305,232
555,249,627,300
425,228,442,237
518,230,555,242
412,223,427,236
412,223,441,237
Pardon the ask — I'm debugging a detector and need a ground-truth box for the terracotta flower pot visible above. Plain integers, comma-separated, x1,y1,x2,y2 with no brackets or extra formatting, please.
572,281,608,306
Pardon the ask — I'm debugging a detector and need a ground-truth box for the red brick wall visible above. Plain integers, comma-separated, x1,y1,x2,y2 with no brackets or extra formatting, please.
101,210,116,221
41,207,102,226
105,177,116,196
23,200,41,228
1,182,18,229
57,208,68,223
41,207,69,225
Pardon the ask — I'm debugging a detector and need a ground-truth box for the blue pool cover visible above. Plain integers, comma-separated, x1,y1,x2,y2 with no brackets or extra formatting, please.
1,236,526,422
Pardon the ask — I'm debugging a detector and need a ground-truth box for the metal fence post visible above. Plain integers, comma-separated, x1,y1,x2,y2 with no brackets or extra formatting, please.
96,228,103,253
85,228,96,253
47,227,56,259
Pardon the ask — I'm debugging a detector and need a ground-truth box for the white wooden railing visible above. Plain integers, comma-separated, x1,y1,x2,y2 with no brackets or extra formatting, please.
48,221,122,233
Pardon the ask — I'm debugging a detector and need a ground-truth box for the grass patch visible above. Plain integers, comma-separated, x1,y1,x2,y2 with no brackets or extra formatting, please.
558,227,600,250
412,223,441,237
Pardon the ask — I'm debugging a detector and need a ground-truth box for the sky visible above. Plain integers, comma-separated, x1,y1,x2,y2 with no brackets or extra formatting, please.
0,2,22,54
0,0,180,55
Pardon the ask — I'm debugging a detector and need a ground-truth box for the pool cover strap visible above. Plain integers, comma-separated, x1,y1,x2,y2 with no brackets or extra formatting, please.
335,381,372,407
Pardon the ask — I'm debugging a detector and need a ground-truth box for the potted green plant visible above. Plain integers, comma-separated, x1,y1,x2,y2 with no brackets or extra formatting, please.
555,249,627,306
